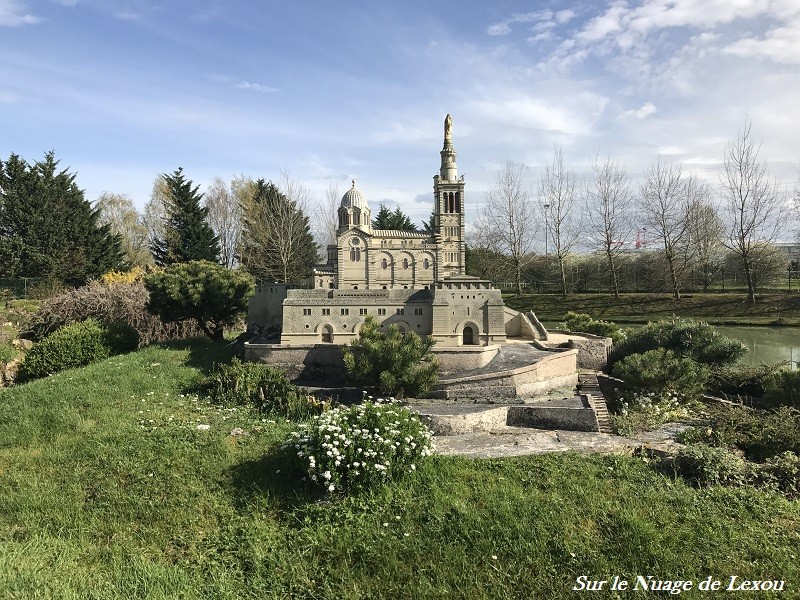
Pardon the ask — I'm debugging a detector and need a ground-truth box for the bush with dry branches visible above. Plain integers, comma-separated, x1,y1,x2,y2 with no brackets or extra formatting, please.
20,279,203,346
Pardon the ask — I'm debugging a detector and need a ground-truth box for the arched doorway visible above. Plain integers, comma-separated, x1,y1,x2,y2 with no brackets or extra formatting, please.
462,326,475,345
321,325,333,343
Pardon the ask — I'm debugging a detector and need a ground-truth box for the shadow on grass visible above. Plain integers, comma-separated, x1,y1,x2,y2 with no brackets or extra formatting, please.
158,336,240,374
226,443,321,516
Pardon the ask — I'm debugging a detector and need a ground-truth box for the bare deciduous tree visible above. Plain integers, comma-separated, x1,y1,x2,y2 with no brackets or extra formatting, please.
477,160,535,294
686,186,725,291
582,154,632,298
204,176,247,268
143,176,169,255
720,119,784,302
95,192,152,268
540,144,580,296
639,160,693,299
313,181,341,250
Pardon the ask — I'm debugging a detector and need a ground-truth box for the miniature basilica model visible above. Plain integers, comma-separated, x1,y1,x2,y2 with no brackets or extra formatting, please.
250,115,509,348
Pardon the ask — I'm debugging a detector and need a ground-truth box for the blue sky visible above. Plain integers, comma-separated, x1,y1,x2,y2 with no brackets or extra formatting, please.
2,0,799,230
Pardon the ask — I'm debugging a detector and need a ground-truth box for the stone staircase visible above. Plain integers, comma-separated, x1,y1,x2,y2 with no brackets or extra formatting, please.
578,371,614,434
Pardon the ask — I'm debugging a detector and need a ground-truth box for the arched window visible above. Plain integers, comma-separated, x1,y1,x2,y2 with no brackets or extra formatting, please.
455,192,461,213
350,248,361,262
402,258,409,270
381,258,388,269
321,325,333,344
423,258,430,270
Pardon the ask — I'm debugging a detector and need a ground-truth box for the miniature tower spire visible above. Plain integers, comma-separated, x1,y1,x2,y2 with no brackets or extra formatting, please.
433,114,465,277
440,113,458,181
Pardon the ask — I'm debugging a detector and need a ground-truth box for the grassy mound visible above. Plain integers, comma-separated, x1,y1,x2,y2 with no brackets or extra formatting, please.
0,339,798,598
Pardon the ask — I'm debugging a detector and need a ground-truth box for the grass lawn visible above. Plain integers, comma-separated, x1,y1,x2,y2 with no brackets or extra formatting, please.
505,292,800,326
1,338,798,598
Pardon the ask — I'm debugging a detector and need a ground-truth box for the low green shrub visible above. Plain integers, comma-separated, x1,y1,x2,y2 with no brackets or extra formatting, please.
677,405,800,462
343,316,438,398
17,318,138,382
707,364,782,402
288,401,433,494
669,445,748,487
0,344,13,365
753,452,800,499
612,348,709,405
561,311,626,344
608,318,746,370
763,369,800,409
102,321,140,355
200,358,326,420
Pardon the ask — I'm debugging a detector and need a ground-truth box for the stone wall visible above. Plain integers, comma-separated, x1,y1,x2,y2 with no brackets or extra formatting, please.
548,330,612,371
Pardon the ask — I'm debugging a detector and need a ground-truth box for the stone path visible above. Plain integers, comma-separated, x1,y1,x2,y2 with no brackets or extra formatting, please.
439,341,551,379
432,424,685,459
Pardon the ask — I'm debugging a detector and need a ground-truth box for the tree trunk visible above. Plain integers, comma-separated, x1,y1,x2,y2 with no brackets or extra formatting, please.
606,250,620,298
743,253,756,302
558,255,568,296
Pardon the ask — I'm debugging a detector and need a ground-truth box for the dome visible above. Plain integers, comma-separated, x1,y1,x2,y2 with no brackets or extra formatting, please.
341,180,367,209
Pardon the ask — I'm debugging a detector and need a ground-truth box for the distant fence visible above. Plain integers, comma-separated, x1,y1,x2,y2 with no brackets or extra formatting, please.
0,278,45,298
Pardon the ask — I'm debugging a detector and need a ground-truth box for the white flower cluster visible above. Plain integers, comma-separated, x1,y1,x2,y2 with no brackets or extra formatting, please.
289,400,434,493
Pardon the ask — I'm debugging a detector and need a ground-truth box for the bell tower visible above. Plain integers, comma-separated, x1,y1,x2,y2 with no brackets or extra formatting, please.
433,113,465,278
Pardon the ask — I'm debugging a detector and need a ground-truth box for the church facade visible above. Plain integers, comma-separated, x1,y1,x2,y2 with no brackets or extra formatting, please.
271,115,508,348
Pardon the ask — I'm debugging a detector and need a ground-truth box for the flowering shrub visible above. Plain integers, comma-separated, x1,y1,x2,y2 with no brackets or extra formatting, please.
101,267,145,285
289,400,433,493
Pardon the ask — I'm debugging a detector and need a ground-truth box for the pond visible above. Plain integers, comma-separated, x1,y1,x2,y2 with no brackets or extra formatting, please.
713,326,799,369
544,323,800,368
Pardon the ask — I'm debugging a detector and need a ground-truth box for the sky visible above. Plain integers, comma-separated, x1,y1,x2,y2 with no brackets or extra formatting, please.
2,0,799,237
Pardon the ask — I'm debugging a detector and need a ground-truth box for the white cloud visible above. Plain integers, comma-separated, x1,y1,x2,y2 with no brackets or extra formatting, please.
656,145,686,155
487,10,554,36
114,10,140,21
235,81,281,93
555,9,577,24
627,102,657,119
528,31,555,44
0,0,39,26
724,19,800,63
472,92,608,137
488,22,511,36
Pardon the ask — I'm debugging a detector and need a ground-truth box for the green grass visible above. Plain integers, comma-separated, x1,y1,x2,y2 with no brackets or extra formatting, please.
505,292,800,326
1,339,799,598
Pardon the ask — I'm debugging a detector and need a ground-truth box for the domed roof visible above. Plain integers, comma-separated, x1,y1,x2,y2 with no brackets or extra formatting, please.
341,180,368,209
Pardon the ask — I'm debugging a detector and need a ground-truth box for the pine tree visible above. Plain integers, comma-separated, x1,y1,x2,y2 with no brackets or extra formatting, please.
372,202,417,231
151,168,220,266
240,179,316,282
0,151,124,285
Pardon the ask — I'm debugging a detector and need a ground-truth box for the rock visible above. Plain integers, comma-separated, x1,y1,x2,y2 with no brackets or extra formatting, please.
12,339,33,351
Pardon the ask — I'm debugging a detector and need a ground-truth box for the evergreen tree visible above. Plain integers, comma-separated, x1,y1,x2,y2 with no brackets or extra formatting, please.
240,179,316,282
151,168,220,266
421,209,437,234
372,202,417,231
0,151,124,285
